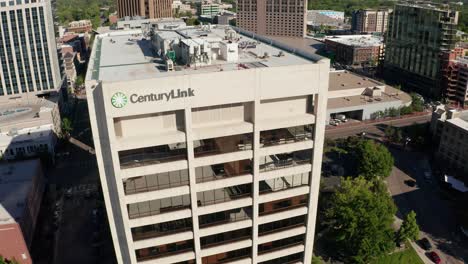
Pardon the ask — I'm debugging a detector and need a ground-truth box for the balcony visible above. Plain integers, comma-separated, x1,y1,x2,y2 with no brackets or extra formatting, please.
135,239,194,262
259,151,311,172
124,169,189,194
259,194,308,216
201,227,252,249
199,207,252,228
131,218,193,241
258,234,304,254
128,194,191,219
119,143,187,169
197,184,252,207
196,160,252,183
259,173,309,194
194,134,253,158
258,215,306,236
202,247,251,264
260,125,313,148
258,252,304,264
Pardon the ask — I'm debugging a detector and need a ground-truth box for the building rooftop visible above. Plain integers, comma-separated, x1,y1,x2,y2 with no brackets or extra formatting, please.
0,160,42,225
447,113,468,131
0,95,58,133
328,70,411,109
325,35,383,47
329,70,382,91
87,25,325,82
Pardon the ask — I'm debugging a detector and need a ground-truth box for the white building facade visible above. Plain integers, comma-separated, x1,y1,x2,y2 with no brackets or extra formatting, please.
86,26,329,264
0,0,62,98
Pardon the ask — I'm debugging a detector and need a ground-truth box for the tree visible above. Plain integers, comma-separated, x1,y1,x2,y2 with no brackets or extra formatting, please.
355,140,394,180
324,177,397,263
410,93,424,112
397,211,420,243
400,105,413,116
61,117,73,138
312,255,324,264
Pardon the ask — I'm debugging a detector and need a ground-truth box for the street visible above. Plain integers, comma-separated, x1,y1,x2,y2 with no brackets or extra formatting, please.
387,148,468,264
325,113,432,139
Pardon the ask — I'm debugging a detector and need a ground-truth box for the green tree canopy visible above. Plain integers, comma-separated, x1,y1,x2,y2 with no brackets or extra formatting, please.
324,177,397,263
61,117,73,138
397,211,420,243
355,140,394,180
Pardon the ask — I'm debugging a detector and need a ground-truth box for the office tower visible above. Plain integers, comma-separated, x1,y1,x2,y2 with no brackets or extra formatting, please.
117,0,172,19
237,0,306,37
351,9,390,34
384,3,458,98
86,25,329,264
0,0,61,98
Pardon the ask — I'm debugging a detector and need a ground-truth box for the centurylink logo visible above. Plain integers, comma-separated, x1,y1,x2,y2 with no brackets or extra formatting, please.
111,88,196,108
111,92,128,108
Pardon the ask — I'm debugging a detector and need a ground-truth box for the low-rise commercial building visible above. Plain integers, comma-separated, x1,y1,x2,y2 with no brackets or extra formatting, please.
86,25,329,264
327,70,411,121
0,159,45,264
0,95,61,161
324,35,384,66
116,16,186,30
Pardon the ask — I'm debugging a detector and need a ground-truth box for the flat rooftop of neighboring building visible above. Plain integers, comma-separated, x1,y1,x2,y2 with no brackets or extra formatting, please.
88,26,324,82
325,35,383,47
447,113,468,131
0,94,58,133
329,70,382,91
268,36,325,55
0,160,41,225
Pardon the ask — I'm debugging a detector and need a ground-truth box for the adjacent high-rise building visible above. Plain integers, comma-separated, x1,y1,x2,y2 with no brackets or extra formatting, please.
117,0,172,19
0,0,62,99
86,25,329,264
384,3,459,98
237,0,306,37
351,9,390,34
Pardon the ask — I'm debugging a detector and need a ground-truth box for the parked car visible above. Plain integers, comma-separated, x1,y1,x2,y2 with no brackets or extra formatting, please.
428,251,441,264
420,237,432,250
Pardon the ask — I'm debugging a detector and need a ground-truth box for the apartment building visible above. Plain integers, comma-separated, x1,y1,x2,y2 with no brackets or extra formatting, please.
431,106,468,184
0,0,62,98
384,3,458,98
117,0,172,19
237,0,306,37
86,26,329,264
351,9,390,34
440,53,468,108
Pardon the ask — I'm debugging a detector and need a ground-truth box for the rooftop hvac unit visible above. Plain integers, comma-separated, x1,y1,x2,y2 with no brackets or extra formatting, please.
166,59,174,71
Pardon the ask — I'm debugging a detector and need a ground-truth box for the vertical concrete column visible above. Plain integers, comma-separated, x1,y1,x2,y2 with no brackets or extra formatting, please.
251,99,261,263
184,107,202,264
303,91,328,263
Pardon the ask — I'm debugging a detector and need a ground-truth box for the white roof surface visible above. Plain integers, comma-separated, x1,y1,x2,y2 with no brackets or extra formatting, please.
89,26,323,82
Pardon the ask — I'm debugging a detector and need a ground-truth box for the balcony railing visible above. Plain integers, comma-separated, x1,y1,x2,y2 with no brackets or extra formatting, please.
259,194,308,216
201,227,251,248
197,184,252,207
202,248,251,264
199,207,252,228
194,134,253,158
259,173,309,194
128,194,191,219
258,235,304,255
119,144,187,169
196,160,252,183
259,152,310,172
131,218,193,241
260,125,313,148
124,169,189,194
136,240,194,262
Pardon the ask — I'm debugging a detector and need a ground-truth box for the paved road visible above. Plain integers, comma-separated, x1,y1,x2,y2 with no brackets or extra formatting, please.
387,148,468,264
325,114,432,139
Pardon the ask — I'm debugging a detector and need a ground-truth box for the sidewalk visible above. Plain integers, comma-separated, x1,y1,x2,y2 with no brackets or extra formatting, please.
410,240,433,264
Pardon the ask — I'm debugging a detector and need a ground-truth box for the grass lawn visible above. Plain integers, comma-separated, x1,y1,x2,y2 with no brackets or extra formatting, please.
373,245,424,264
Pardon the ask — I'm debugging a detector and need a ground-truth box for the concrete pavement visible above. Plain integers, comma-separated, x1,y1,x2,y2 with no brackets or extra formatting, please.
325,113,431,139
